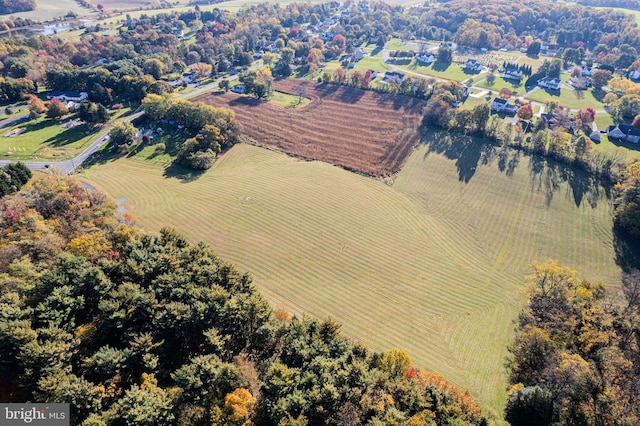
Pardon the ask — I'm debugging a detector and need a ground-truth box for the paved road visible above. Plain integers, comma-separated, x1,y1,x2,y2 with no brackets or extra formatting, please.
0,110,148,174
0,70,238,174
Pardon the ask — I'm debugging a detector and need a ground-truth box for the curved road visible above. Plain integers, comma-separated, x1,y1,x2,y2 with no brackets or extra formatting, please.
0,72,239,174
0,111,145,174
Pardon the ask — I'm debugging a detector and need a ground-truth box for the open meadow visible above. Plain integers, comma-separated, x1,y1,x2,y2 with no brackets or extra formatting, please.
193,79,425,177
82,129,621,414
0,0,92,22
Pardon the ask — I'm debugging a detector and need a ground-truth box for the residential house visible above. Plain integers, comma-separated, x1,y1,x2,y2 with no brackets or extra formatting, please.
491,98,518,115
579,66,592,77
182,71,198,83
503,68,524,81
540,113,575,132
354,48,365,61
538,77,562,90
629,70,640,81
46,91,88,102
416,54,435,65
383,71,405,84
320,31,334,42
606,124,640,143
172,29,184,38
463,59,482,73
570,75,591,89
230,84,246,94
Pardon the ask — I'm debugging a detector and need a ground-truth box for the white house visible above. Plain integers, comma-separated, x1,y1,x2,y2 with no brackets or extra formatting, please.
46,91,89,102
503,68,524,81
463,59,482,73
579,66,592,77
416,54,435,65
629,70,640,81
538,77,562,90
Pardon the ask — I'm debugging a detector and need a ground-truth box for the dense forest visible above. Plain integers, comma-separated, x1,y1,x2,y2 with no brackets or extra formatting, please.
0,0,36,15
0,175,488,425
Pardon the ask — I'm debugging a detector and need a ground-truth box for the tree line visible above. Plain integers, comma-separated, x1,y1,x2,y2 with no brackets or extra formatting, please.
0,0,35,15
0,175,489,425
140,94,240,170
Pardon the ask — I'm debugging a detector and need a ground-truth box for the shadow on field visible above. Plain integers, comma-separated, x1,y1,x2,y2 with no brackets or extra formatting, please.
314,82,341,97
229,96,264,107
45,125,94,147
337,86,365,103
614,227,640,273
528,155,607,207
422,130,490,183
422,130,608,208
432,61,451,72
82,145,120,168
162,162,205,182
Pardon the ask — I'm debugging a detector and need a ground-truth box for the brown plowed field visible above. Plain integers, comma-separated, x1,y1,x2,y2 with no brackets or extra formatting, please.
191,78,426,177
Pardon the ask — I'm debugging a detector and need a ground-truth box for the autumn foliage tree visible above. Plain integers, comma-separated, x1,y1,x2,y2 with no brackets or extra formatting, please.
499,87,512,99
614,161,640,241
575,107,596,127
516,103,533,121
45,99,69,119
591,69,612,91
507,260,640,425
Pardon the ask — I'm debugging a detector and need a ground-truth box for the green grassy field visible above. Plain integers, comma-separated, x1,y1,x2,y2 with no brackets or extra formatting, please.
0,118,99,160
525,86,605,111
0,107,132,161
476,76,523,92
354,56,391,73
2,0,92,22
81,136,621,415
269,91,311,108
385,38,414,52
397,60,473,82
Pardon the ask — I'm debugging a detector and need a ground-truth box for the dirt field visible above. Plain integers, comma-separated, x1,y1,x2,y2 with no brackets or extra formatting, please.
192,78,426,177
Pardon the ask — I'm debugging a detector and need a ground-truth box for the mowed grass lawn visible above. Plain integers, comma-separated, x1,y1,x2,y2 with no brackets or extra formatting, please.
397,60,474,82
0,118,100,161
82,140,621,415
525,86,605,110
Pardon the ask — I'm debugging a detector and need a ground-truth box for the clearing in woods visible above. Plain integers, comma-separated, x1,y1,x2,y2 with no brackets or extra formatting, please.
192,78,426,177
82,133,621,414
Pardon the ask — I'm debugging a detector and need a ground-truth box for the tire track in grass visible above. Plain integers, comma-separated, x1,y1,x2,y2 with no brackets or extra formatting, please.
83,143,622,412
494,175,530,269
